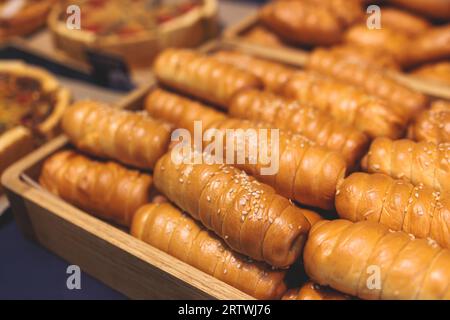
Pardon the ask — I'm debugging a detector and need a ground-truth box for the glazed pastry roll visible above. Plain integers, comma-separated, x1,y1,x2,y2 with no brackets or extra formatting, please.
145,88,227,134
336,172,450,249
146,89,347,210
212,50,294,93
282,71,406,139
307,49,429,118
411,62,450,87
229,89,369,168
62,101,172,170
387,0,450,20
259,0,344,46
312,45,400,70
304,219,450,300
131,203,287,299
153,150,312,268
208,118,347,210
282,281,350,300
153,49,262,108
40,150,152,227
343,24,409,63
405,25,450,67
379,8,430,37
408,101,450,144
363,138,450,194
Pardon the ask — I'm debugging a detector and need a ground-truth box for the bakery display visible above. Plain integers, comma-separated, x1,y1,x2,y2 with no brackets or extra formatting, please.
48,0,218,68
363,138,449,194
62,101,172,170
131,202,287,299
40,150,153,227
335,172,450,249
2,0,450,301
0,0,56,40
304,219,450,300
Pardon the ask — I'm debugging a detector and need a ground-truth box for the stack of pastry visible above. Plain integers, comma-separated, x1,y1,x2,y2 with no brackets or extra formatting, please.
38,45,450,300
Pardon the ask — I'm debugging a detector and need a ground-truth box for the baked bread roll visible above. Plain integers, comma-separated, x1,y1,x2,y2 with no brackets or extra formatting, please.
411,62,450,87
312,45,400,70
335,172,450,249
229,89,369,168
387,0,450,20
40,150,152,227
153,150,312,268
405,25,450,67
131,203,287,299
304,219,450,299
380,7,430,37
363,138,450,195
153,49,262,109
145,88,226,134
62,101,171,170
408,101,450,144
343,24,409,63
259,0,344,46
307,49,429,119
282,71,406,139
242,25,285,48
282,281,350,300
212,50,294,93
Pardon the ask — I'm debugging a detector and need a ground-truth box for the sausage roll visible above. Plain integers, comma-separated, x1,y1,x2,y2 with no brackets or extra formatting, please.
408,101,450,144
304,219,450,299
131,203,287,299
336,172,450,249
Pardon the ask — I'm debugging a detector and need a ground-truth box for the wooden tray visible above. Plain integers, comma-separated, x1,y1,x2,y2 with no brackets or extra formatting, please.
223,13,450,101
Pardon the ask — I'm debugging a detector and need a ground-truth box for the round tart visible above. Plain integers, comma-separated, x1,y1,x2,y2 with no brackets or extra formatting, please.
0,61,70,185
48,0,218,68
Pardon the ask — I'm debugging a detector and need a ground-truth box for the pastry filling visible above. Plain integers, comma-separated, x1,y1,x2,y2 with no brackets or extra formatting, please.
0,72,55,135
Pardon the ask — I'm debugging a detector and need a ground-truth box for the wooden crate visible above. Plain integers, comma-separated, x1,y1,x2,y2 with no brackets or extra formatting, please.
223,13,450,101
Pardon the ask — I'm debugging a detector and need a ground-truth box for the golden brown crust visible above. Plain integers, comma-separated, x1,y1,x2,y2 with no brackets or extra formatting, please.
304,219,450,299
364,138,450,195
212,51,294,93
146,89,347,210
153,149,312,268
259,0,344,46
408,101,450,144
229,89,369,169
388,0,450,20
40,150,152,227
153,49,262,109
282,71,407,139
405,25,450,67
131,202,287,299
336,172,450,249
62,100,172,170
282,281,350,300
343,24,409,63
411,62,450,87
242,25,285,48
307,49,429,119
380,7,430,37
145,88,226,134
